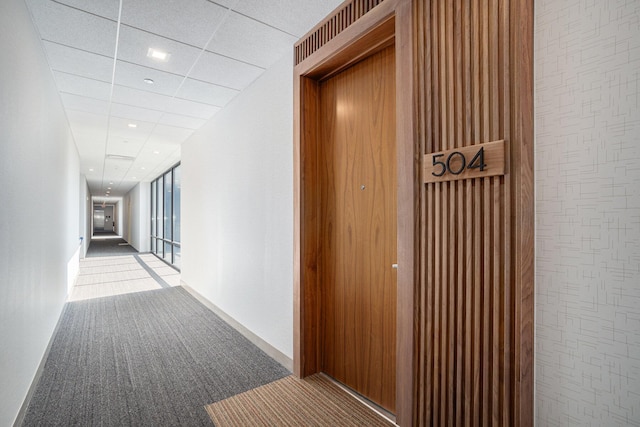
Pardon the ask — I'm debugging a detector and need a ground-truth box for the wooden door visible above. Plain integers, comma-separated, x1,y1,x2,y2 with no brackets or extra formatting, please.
318,45,397,413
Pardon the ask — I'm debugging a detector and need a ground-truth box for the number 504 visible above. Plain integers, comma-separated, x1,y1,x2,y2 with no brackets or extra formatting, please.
431,147,486,177
423,140,504,184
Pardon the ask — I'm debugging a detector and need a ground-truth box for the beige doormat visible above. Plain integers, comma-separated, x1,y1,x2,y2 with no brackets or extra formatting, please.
205,374,394,426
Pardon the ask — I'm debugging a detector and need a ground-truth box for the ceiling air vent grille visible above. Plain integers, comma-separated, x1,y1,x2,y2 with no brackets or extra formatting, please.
294,0,385,65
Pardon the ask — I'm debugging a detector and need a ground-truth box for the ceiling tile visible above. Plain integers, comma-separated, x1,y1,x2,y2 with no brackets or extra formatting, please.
111,85,220,119
114,61,184,97
25,0,117,57
176,78,238,107
104,157,135,178
110,102,164,123
65,110,108,157
107,138,145,158
80,153,107,171
188,51,263,90
74,136,108,160
121,0,228,49
130,157,156,170
61,93,110,116
149,125,194,145
145,146,182,177
206,11,297,69
27,0,344,197
43,41,113,82
108,116,155,142
166,98,220,120
211,0,241,9
129,142,181,180
53,72,112,100
160,113,207,130
222,0,344,38
55,0,120,21
111,85,172,111
116,25,201,76
65,110,109,134
137,141,171,156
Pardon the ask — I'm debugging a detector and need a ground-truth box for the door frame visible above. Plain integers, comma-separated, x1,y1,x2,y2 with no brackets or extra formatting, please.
292,0,416,424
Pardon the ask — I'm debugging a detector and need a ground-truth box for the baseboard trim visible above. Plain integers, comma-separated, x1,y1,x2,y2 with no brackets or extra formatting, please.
180,281,293,373
13,304,68,427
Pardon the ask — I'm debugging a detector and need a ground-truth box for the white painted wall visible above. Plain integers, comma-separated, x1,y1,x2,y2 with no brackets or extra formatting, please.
116,200,124,237
182,52,294,359
0,0,81,424
123,183,151,252
535,1,640,425
79,176,91,257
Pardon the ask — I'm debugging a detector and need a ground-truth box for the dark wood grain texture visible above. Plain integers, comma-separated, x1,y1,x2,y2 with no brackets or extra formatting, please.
319,46,397,412
293,0,417,424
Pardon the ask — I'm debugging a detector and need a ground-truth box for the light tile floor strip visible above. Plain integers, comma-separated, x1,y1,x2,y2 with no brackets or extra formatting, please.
69,253,180,301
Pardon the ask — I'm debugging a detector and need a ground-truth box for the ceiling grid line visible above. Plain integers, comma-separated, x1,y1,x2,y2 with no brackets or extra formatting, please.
43,52,246,95
24,0,346,200
115,0,242,188
99,0,124,196
206,1,299,38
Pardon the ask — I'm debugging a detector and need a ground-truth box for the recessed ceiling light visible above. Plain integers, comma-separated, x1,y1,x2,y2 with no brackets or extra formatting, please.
147,48,170,61
141,167,146,170
128,123,137,128
107,187,111,190
109,182,114,185
132,176,137,180
153,150,160,154
143,78,154,84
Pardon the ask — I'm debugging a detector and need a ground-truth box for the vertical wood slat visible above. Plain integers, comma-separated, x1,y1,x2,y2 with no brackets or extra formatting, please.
434,180,441,426
453,0,464,423
471,0,482,421
445,0,455,422
482,176,490,426
500,0,512,424
416,0,431,423
489,0,501,424
293,0,386,65
415,0,531,424
451,0,462,409
431,12,440,404
462,0,472,424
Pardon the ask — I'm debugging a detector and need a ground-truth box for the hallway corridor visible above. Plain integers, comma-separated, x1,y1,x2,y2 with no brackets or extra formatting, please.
21,240,290,426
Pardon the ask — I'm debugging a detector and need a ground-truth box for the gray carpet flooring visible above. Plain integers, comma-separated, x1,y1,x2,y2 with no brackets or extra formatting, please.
86,237,138,257
22,287,290,426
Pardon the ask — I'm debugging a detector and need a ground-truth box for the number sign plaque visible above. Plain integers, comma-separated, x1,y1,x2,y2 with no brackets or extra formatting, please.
423,140,505,183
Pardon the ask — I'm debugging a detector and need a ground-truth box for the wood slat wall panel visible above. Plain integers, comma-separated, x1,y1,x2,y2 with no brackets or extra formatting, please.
294,0,387,65
414,0,532,425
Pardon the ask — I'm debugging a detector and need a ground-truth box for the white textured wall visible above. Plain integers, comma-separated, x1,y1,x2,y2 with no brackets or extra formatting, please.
535,1,640,425
123,183,151,253
79,176,90,257
182,52,294,359
0,0,80,424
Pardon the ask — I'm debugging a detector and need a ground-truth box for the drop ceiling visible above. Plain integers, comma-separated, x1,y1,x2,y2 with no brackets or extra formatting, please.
24,0,343,199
